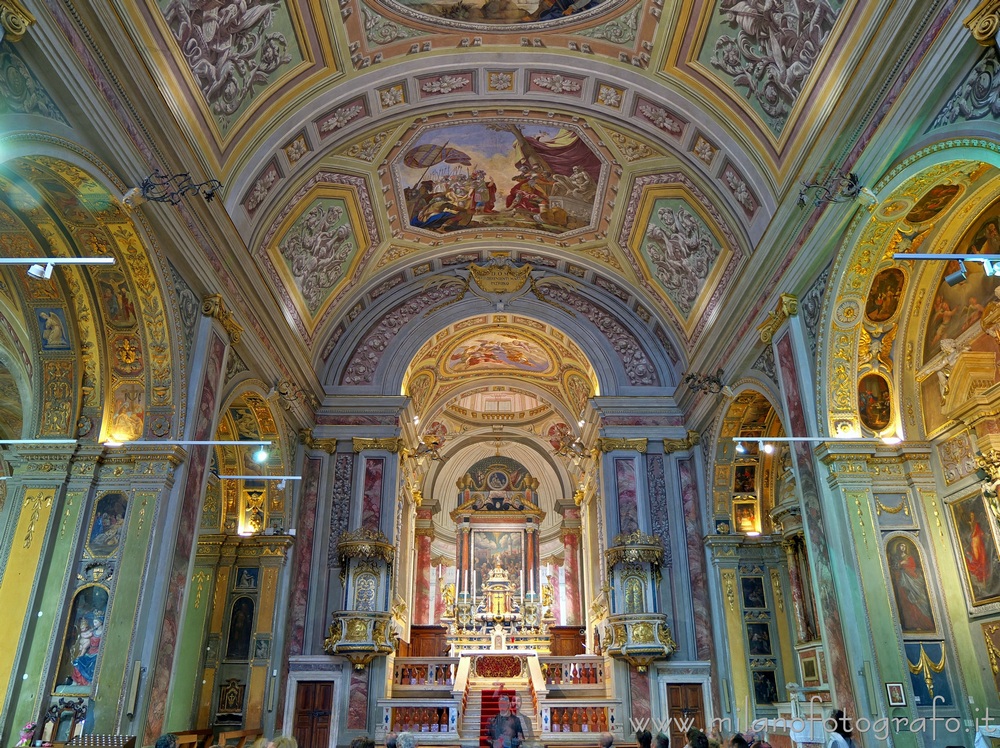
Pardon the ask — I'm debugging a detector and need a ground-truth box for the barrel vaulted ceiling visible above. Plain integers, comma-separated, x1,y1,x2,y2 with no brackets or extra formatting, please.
37,0,934,386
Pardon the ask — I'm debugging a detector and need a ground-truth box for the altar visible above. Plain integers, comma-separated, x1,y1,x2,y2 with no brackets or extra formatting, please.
439,457,554,654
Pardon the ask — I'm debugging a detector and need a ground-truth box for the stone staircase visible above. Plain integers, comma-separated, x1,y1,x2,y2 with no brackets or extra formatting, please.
461,680,538,745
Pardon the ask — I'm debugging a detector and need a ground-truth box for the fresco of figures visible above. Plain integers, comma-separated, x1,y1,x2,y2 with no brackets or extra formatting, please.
388,0,609,24
397,122,602,234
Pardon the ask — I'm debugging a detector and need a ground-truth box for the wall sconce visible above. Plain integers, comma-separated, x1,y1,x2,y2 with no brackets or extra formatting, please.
798,171,877,207
123,171,223,208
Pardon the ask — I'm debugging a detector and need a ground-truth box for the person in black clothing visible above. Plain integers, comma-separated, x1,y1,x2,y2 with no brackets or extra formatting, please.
489,696,524,748
637,730,653,748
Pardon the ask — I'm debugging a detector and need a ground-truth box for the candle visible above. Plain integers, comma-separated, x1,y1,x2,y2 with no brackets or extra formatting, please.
465,568,470,593
520,568,524,596
530,571,534,594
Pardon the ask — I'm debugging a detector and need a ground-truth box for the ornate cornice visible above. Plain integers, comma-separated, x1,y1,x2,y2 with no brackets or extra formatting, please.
663,431,701,453
0,0,35,43
336,528,395,564
757,293,799,344
352,437,403,453
202,294,243,344
965,0,1000,46
596,437,648,453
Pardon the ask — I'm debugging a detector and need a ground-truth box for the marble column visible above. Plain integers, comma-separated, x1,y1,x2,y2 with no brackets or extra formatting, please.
414,507,434,623
561,518,582,626
781,538,809,643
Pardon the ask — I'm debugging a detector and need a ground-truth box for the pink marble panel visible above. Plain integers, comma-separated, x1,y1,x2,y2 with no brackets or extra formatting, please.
628,665,652,722
775,332,856,714
679,457,712,661
288,456,322,656
361,457,384,531
616,457,639,535
144,331,226,744
348,668,370,729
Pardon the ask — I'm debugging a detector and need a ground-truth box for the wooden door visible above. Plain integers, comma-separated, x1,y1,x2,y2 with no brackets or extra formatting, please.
293,681,334,748
666,683,705,746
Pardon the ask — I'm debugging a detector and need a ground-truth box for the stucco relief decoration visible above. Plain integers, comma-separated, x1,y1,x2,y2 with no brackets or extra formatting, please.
703,0,843,134
931,46,1000,129
0,40,68,122
318,101,366,135
635,99,684,135
162,0,299,132
278,200,357,315
641,200,722,318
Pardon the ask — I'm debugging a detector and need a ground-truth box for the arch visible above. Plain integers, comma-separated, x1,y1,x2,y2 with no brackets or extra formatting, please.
819,139,1000,438
0,135,183,441
323,276,677,396
710,384,787,534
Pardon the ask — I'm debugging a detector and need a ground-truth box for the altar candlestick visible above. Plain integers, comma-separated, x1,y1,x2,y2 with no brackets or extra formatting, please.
520,568,524,596
465,568,469,593
530,571,534,594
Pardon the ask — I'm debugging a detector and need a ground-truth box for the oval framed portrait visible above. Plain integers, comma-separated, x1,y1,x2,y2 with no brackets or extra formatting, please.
487,471,508,490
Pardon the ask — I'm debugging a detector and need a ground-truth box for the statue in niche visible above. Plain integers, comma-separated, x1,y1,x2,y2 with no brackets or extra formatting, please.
624,576,644,614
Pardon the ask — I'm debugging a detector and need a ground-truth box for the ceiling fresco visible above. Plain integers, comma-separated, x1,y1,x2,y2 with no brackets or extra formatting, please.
403,316,597,420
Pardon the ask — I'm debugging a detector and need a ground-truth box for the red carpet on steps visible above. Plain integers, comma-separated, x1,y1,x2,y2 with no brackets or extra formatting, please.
479,689,518,748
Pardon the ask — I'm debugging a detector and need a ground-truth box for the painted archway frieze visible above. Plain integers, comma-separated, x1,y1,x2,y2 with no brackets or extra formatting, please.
819,139,1000,440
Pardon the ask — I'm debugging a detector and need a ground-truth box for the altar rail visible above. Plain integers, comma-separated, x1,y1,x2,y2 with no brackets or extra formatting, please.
539,656,606,686
541,703,619,733
391,657,458,687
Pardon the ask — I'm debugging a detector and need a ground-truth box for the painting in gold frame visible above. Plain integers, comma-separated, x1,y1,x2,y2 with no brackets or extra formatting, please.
948,492,1000,607
733,499,759,535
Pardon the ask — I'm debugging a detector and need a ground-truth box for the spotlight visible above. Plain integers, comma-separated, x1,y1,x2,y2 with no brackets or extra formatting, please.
253,444,269,463
276,479,286,490
413,416,419,424
881,435,901,445
746,531,761,538
27,263,54,280
578,419,586,428
760,441,774,454
735,441,746,454
944,260,967,287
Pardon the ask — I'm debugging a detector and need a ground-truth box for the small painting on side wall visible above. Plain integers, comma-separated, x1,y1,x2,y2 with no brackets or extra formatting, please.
746,623,772,655
858,373,892,432
885,682,906,707
741,576,766,609
54,584,110,694
752,670,778,704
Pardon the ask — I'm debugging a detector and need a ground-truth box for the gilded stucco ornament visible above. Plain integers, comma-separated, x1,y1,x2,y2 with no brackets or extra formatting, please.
596,437,647,453
965,0,1000,46
0,0,35,42
663,431,700,454
757,294,798,344
605,531,664,568
352,436,404,453
323,611,396,669
336,528,396,566
202,294,243,344
977,450,1000,521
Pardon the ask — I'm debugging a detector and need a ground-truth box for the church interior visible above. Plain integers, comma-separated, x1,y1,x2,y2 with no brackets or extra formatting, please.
3,1,1000,747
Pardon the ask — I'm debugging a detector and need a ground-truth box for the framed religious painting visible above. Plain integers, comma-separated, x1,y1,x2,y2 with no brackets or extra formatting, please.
733,499,759,535
733,464,756,493
947,492,1000,608
885,682,906,707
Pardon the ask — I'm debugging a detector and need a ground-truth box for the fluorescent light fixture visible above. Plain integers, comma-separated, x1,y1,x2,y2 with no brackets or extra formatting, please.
217,475,301,481
105,440,272,446
0,439,78,444
1,257,117,281
881,435,901,445
895,253,1000,281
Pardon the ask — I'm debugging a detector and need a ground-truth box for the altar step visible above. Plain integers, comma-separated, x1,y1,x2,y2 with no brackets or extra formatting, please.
461,683,538,743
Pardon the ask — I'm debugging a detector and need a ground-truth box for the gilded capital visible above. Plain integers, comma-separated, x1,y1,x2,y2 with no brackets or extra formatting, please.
353,436,404,453
301,428,338,454
965,0,1000,46
202,293,243,344
596,437,648,453
663,430,701,454
758,293,799,344
0,0,36,43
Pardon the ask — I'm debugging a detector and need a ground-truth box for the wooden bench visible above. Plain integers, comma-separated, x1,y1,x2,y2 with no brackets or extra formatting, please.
216,727,264,748
172,730,215,748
